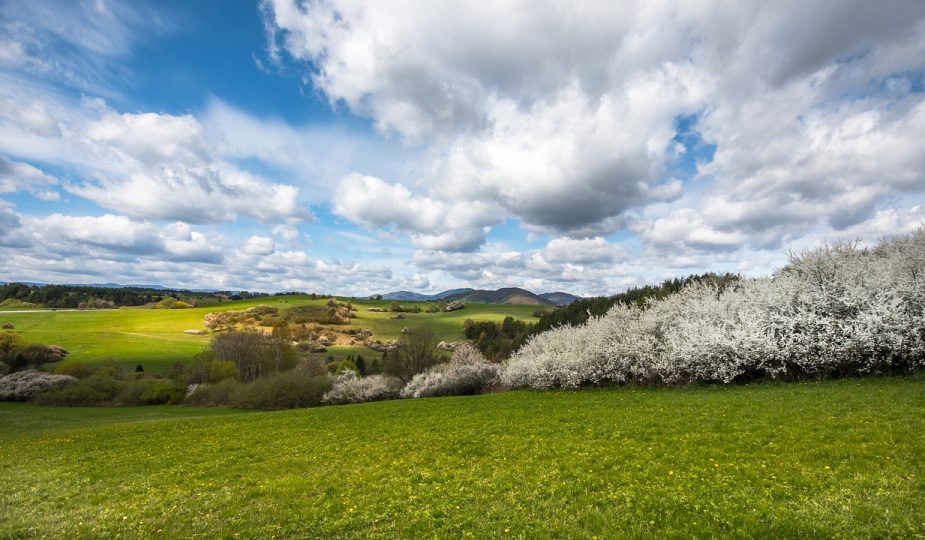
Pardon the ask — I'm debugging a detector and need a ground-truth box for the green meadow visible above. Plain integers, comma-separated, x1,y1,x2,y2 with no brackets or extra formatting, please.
0,296,541,372
1,375,923,538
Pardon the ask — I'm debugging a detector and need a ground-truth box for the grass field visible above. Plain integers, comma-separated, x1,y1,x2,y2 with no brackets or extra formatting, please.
2,375,923,538
0,296,541,372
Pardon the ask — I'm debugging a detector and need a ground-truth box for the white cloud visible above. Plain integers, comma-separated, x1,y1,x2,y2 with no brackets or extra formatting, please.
542,237,625,265
0,0,169,97
332,173,501,251
242,235,275,256
0,92,311,225
642,209,748,252
0,156,59,200
271,223,299,241
265,0,925,253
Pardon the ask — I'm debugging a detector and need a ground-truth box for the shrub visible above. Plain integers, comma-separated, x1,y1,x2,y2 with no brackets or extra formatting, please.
54,363,96,379
296,356,328,377
208,360,238,383
34,373,125,405
0,332,69,372
0,370,76,401
401,344,499,398
115,379,182,405
184,379,241,407
230,372,332,409
322,370,403,405
184,372,332,409
284,305,351,325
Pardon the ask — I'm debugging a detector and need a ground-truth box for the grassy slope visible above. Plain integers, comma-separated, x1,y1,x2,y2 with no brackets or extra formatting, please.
1,376,923,538
0,297,540,372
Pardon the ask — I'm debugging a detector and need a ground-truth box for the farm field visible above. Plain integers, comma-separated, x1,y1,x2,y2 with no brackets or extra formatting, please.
0,296,541,372
1,375,923,538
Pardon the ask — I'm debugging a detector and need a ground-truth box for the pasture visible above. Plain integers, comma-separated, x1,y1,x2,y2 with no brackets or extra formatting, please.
0,296,541,372
1,375,923,538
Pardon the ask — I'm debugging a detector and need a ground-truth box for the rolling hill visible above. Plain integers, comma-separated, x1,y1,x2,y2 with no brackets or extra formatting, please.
378,288,474,301
379,287,580,306
538,291,581,305
444,287,553,305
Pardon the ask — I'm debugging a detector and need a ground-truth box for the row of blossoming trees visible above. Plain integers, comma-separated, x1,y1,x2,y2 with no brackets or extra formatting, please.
502,228,925,389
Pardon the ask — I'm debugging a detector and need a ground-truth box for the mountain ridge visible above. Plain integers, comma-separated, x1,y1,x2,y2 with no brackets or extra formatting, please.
378,287,580,305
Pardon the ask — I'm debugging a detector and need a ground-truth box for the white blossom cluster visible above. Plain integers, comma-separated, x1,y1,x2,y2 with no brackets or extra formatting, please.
0,370,76,400
400,343,499,399
502,228,925,389
321,370,404,405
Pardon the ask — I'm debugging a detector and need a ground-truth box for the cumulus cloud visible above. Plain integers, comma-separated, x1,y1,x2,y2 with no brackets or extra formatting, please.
242,235,275,256
0,207,409,294
542,237,625,265
265,0,925,253
19,214,225,264
0,93,311,225
332,173,501,251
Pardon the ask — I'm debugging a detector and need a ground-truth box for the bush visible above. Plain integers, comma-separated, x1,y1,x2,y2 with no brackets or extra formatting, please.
229,371,332,409
185,371,332,409
184,379,240,407
502,229,925,389
115,379,182,405
322,370,403,405
0,370,76,401
0,332,69,372
401,344,499,398
33,374,123,405
296,356,328,377
54,363,96,379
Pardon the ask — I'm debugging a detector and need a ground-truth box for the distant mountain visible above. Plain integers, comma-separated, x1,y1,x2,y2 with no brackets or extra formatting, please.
380,288,474,301
538,292,581,305
444,287,555,305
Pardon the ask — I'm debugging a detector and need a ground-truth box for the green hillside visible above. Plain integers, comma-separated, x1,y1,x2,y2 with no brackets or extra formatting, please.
2,376,923,538
0,296,541,372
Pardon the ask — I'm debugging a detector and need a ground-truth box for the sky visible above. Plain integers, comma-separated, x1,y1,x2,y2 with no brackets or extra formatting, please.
0,0,924,296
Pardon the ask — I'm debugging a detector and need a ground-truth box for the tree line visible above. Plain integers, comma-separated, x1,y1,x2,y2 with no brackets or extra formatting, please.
0,283,269,309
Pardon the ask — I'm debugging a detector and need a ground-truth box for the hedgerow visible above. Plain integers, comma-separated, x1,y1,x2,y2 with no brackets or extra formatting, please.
502,228,925,389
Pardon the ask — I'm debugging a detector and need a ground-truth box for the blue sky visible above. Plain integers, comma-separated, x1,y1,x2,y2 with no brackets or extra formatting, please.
1,0,924,295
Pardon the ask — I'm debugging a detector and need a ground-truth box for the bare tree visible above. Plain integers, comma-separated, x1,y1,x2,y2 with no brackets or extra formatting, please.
212,330,297,383
382,327,444,383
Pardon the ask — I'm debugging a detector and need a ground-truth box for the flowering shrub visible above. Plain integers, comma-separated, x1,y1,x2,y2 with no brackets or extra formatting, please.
503,228,925,389
322,370,404,405
0,370,76,401
401,343,500,398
